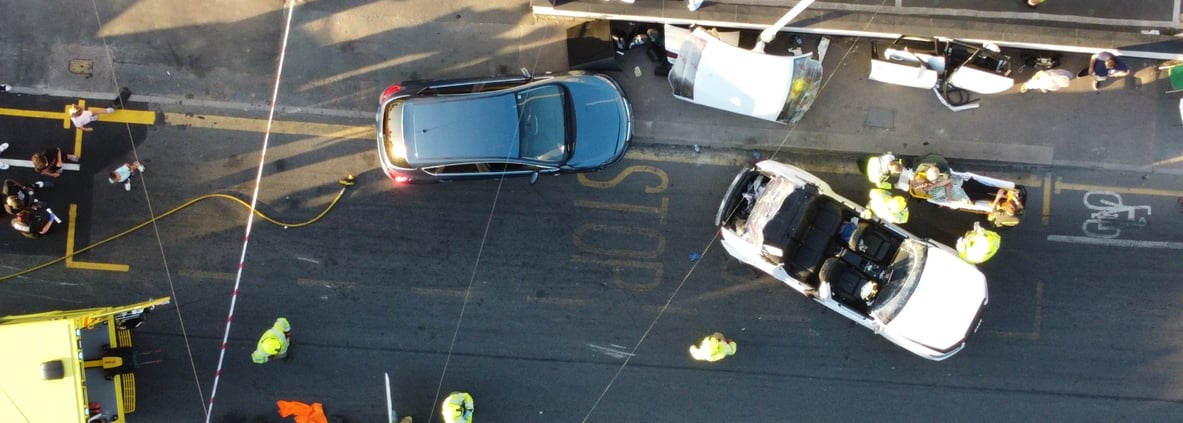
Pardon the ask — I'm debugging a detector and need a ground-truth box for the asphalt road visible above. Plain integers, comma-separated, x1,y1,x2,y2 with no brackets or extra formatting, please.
4,123,1183,421
1,1,1183,422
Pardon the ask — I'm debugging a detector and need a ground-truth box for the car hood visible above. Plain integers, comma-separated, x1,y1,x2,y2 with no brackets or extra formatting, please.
668,27,820,123
884,248,987,351
565,75,630,169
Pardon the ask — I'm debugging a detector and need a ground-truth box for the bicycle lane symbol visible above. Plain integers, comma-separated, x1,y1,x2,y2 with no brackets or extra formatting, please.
1081,191,1151,239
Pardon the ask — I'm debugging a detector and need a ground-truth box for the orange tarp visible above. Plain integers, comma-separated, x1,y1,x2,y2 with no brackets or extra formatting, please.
277,400,328,423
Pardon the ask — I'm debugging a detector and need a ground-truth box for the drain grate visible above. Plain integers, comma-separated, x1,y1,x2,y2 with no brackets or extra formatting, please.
865,107,895,129
69,59,93,76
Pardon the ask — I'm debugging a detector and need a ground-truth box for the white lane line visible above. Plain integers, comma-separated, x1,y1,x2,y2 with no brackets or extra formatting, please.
1,159,80,172
1047,235,1183,249
587,343,635,359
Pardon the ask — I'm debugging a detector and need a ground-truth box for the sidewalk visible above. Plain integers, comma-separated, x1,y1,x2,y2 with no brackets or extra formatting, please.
536,1,1183,173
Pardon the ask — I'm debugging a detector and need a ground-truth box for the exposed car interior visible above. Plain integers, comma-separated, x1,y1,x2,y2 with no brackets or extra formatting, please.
720,170,907,312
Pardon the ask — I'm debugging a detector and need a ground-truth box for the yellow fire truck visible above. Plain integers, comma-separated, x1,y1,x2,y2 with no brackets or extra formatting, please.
0,297,171,422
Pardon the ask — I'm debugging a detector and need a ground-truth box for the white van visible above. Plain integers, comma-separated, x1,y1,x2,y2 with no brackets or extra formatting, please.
666,26,823,125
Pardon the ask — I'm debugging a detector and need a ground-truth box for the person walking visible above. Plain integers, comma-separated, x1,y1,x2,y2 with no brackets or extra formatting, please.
441,391,473,423
251,317,292,364
689,332,737,362
108,161,146,191
1082,51,1129,91
32,148,78,178
69,101,116,132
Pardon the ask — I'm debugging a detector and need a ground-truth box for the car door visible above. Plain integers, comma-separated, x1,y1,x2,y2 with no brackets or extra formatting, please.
868,36,943,89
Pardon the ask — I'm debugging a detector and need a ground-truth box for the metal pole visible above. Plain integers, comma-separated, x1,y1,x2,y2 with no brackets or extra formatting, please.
754,0,816,53
386,373,395,423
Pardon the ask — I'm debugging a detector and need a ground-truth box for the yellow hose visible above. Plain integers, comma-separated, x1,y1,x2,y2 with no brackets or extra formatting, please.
1,175,353,281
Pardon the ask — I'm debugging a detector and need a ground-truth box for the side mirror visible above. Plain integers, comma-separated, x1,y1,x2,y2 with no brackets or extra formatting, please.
530,172,540,185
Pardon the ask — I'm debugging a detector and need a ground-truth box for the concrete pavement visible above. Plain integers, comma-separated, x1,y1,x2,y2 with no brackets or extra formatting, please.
534,0,1183,173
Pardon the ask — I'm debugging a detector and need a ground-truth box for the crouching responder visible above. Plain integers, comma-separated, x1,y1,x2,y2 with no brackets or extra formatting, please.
864,188,909,224
252,317,291,364
441,391,474,423
689,332,737,362
956,222,1001,264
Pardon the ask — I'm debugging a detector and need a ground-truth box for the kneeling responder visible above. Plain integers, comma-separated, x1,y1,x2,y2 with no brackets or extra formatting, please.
441,391,473,423
252,317,291,364
689,332,737,362
956,222,1001,264
865,189,909,224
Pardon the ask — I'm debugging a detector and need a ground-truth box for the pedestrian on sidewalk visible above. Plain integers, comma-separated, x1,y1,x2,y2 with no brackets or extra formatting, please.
69,101,116,132
1081,51,1129,91
251,317,292,364
689,332,737,362
1019,68,1074,93
32,147,78,178
108,161,145,191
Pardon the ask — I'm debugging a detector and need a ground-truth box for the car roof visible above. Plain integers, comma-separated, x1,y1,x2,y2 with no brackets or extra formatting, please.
401,91,520,165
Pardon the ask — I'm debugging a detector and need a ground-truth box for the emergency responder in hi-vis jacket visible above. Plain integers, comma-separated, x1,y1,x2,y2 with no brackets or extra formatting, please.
864,188,909,225
252,317,291,364
689,332,737,362
441,391,474,423
957,222,1001,265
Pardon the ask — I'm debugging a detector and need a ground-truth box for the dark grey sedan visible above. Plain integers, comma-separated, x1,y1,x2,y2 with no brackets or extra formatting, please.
376,70,632,183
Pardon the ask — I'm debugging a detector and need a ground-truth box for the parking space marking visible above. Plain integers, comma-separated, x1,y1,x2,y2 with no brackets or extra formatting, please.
65,204,128,272
411,287,467,298
642,304,807,322
0,158,79,172
1047,235,1183,249
1042,173,1052,225
525,296,585,305
295,278,355,289
0,100,156,160
178,270,235,280
162,112,373,140
1054,178,1183,197
985,280,1042,341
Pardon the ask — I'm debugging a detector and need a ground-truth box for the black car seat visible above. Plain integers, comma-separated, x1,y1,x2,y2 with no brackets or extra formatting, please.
848,222,893,263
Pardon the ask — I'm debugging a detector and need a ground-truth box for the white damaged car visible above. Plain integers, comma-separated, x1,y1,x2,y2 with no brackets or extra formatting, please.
715,160,988,360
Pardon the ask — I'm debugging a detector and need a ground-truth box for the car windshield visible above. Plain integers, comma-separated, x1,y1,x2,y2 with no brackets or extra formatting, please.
779,55,823,124
516,84,569,162
869,238,927,323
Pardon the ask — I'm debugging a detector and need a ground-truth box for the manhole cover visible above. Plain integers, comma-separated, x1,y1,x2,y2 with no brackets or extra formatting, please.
69,59,93,76
865,107,895,129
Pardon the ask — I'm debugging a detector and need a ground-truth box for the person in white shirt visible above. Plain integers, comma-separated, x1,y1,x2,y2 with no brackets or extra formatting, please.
69,101,116,132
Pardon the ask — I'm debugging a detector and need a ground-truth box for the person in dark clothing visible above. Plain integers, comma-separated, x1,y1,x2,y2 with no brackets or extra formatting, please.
11,207,53,238
32,148,78,178
1084,51,1129,91
3,178,50,215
